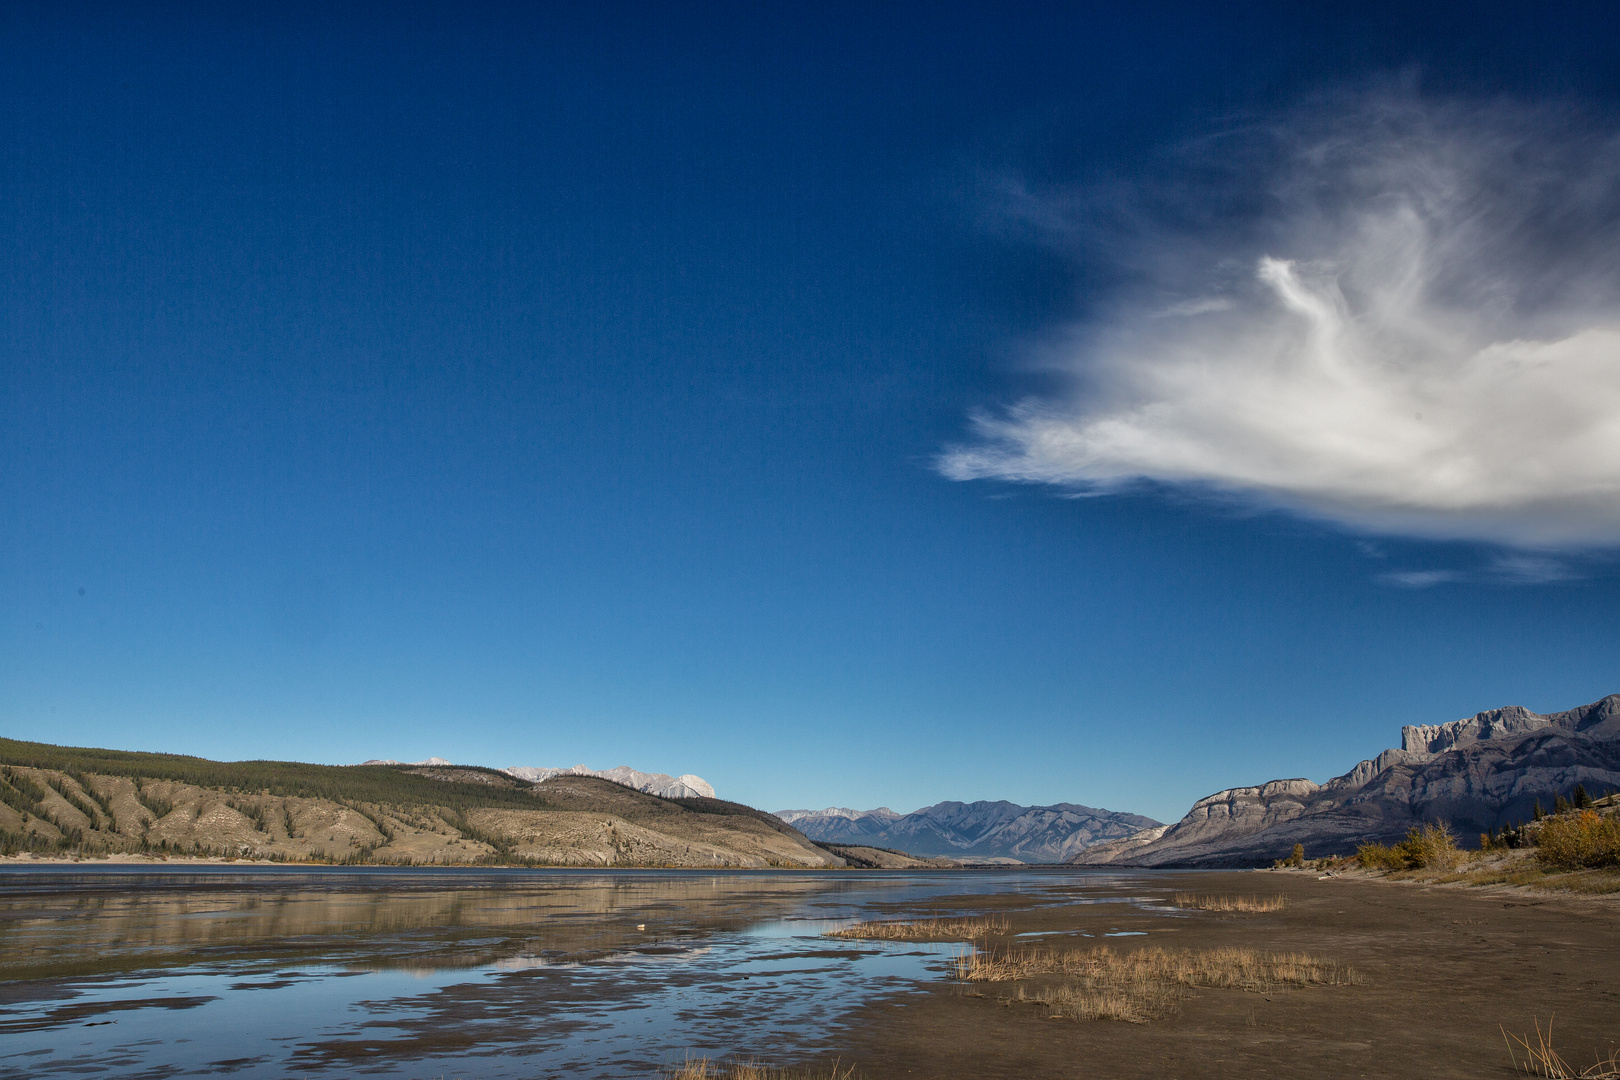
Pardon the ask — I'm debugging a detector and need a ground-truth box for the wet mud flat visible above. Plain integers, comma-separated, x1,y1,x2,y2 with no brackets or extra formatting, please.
816,871,1620,1080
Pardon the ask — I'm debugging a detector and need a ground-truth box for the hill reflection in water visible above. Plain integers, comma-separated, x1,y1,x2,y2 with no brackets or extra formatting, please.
0,867,850,979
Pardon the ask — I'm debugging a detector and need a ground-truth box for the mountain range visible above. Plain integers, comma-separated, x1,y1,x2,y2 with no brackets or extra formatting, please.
1074,693,1620,868
777,801,1161,863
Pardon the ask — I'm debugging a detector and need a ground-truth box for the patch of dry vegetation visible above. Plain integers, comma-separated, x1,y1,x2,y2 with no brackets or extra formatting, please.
1348,801,1620,894
954,944,1354,991
1171,893,1286,913
1504,1019,1620,1079
992,978,1183,1022
1392,851,1620,895
951,943,1356,1023
1536,811,1620,871
1357,822,1465,871
663,1058,858,1079
827,916,1008,941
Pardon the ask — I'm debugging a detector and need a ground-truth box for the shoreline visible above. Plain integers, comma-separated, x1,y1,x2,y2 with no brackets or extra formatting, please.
6,850,1617,903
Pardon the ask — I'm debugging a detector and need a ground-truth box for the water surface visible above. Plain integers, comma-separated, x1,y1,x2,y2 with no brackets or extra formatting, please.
0,865,1163,1078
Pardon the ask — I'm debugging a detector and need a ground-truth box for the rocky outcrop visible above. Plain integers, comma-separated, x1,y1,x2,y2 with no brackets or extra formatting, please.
779,800,1160,863
1073,694,1620,868
1061,823,1169,864
1400,705,1549,755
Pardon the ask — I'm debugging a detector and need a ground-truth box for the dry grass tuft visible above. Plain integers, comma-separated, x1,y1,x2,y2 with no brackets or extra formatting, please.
952,943,1355,1022
663,1058,858,1080
1171,893,1286,913
953,944,1356,992
827,915,1008,941
999,978,1183,1023
1504,1018,1620,1078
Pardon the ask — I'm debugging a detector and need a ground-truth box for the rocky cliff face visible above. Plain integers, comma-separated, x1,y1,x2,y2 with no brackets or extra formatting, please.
1072,694,1620,868
778,800,1160,863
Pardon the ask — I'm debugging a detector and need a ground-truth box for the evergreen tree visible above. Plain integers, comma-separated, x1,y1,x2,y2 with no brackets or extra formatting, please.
1554,794,1571,814
1573,784,1593,809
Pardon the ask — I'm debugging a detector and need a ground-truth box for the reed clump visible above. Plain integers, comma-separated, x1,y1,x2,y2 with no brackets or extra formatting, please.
997,977,1183,1022
663,1058,858,1079
1504,1018,1620,1078
951,943,1356,1022
954,944,1355,992
1171,893,1286,913
827,915,1008,941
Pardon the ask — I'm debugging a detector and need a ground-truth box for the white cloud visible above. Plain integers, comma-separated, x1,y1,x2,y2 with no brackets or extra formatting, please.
941,90,1620,549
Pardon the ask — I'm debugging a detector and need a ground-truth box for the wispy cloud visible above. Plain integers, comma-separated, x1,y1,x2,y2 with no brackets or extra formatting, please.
1376,569,1465,589
1153,297,1235,318
1372,555,1583,588
942,87,1620,549
1487,554,1582,584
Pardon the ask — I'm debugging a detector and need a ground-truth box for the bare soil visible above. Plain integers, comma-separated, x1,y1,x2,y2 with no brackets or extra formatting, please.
809,871,1620,1079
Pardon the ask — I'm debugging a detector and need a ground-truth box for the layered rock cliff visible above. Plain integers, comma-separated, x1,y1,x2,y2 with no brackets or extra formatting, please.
1072,694,1620,868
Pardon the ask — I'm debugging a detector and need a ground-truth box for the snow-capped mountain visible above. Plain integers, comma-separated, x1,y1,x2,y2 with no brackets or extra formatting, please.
504,764,716,800
777,801,1161,863
776,807,902,838
359,757,716,800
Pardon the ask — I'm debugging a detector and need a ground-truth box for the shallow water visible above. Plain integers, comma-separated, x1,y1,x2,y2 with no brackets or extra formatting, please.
0,866,1165,1078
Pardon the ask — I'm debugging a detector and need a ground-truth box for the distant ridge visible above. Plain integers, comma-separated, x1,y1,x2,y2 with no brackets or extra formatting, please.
358,759,717,800
778,801,1160,863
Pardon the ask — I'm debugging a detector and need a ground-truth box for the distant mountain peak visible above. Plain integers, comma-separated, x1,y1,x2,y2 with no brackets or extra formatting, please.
504,764,716,800
360,756,452,767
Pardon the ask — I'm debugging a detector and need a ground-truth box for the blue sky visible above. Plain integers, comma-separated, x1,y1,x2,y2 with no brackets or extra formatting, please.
4,3,1620,824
